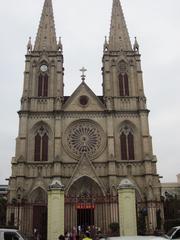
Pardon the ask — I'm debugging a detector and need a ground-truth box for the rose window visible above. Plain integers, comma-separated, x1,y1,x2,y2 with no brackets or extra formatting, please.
63,120,106,160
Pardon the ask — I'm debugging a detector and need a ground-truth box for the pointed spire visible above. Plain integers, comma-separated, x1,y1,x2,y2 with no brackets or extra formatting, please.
133,37,139,53
27,37,33,54
103,36,109,53
34,0,57,51
57,37,63,52
109,0,132,51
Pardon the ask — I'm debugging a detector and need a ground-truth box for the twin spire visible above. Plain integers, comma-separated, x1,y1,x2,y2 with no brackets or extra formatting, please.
33,0,132,52
109,0,132,51
34,0,57,51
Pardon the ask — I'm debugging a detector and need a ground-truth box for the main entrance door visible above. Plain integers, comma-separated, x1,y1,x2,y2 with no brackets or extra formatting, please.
77,208,94,227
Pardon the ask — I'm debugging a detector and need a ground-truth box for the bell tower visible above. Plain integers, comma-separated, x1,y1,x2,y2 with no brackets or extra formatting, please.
102,0,162,233
22,0,64,112
102,0,145,103
8,0,64,209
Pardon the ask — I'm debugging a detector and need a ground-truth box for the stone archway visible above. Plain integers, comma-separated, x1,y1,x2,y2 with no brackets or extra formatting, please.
65,176,118,234
67,176,103,196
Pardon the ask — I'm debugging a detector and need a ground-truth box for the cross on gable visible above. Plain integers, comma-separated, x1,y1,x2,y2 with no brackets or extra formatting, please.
80,67,87,82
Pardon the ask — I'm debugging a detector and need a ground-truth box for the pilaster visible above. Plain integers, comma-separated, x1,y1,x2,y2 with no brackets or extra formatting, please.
118,179,137,236
48,180,65,240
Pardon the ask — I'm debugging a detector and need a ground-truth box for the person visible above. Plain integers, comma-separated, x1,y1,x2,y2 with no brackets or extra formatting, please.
82,232,92,240
59,235,65,240
90,225,96,240
72,226,77,240
65,232,70,240
34,229,41,240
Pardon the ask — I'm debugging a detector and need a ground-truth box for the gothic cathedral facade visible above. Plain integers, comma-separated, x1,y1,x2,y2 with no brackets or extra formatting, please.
8,0,162,238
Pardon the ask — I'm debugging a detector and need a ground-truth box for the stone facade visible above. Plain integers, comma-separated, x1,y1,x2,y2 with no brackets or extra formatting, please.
8,0,162,237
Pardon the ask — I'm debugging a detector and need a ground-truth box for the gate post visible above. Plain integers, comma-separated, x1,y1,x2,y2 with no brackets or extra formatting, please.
48,180,64,240
117,179,137,236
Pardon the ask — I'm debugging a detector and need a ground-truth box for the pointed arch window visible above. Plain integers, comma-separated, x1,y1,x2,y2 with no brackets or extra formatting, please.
120,126,135,160
119,73,129,96
38,74,48,97
34,127,49,161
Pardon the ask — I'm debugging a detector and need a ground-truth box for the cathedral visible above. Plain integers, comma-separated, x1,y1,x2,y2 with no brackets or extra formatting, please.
7,0,162,239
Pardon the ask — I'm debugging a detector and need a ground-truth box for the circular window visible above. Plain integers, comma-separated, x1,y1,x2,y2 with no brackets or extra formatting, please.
40,64,48,72
63,120,106,160
79,95,89,106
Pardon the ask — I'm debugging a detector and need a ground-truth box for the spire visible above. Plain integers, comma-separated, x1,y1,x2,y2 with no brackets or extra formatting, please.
133,37,139,53
109,0,132,51
34,0,57,51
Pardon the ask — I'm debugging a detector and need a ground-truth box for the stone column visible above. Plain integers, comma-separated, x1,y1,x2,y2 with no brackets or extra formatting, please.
118,179,137,236
48,180,65,240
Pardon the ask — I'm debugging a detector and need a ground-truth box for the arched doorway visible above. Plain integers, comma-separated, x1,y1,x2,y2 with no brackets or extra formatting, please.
65,177,118,234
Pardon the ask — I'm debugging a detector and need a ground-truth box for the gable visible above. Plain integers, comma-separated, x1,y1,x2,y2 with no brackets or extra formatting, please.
62,82,105,112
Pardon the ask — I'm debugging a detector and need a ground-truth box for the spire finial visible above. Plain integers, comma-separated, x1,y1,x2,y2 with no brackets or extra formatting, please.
109,0,132,51
80,67,87,83
34,0,57,51
133,37,139,53
27,37,33,54
57,37,63,52
104,36,109,52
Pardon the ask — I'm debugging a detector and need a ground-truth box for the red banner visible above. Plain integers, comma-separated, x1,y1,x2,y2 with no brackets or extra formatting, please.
76,203,95,209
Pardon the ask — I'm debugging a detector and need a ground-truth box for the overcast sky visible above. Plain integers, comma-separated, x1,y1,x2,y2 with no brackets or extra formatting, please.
0,0,179,184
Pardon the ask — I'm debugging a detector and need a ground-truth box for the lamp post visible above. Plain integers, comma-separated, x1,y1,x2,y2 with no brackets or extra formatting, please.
17,194,21,230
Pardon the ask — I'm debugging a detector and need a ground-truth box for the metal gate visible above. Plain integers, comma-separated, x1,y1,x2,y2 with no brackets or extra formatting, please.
33,205,47,240
65,194,119,235
7,203,47,240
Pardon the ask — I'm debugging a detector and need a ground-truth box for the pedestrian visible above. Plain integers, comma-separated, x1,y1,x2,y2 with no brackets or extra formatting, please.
65,232,70,240
82,232,92,240
59,235,65,240
72,226,77,240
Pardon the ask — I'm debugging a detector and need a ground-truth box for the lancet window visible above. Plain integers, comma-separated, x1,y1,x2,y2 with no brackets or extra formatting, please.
38,74,48,97
118,60,129,96
120,126,135,160
34,127,49,161
119,73,129,96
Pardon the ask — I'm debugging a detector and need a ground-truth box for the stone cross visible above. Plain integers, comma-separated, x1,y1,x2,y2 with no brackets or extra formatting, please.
80,67,87,82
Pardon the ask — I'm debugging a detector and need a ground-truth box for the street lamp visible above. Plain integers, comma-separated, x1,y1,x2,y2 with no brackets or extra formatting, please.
17,194,21,230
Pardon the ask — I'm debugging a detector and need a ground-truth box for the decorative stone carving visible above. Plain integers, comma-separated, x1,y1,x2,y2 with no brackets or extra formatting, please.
49,179,64,191
118,60,127,73
104,97,113,110
133,37,139,53
63,120,106,160
118,178,135,189
27,37,33,54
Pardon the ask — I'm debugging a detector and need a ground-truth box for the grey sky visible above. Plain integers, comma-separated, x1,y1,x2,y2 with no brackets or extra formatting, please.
0,0,179,184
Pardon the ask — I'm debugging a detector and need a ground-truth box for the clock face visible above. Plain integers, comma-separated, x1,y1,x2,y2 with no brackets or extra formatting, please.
40,65,48,72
